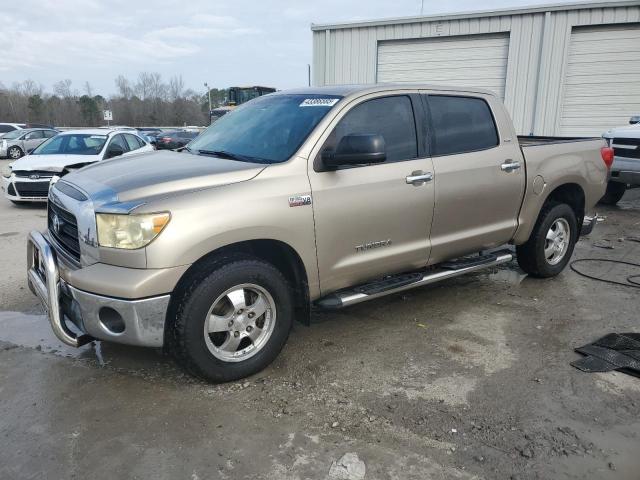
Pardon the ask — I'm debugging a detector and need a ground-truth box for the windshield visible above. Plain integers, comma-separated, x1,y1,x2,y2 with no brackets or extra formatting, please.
2,130,24,140
189,94,342,163
32,134,108,155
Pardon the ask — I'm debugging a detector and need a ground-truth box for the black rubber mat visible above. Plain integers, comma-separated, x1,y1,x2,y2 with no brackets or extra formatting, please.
572,333,640,379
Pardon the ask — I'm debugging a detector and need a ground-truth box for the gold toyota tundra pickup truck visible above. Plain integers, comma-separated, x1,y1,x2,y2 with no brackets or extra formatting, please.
27,84,612,382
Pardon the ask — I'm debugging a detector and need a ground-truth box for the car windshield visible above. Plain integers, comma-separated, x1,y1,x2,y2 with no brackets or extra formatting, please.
31,133,108,155
2,130,24,140
188,94,343,163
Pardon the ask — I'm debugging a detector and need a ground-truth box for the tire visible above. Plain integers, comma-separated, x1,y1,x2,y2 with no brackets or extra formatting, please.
170,256,294,383
7,146,23,160
598,182,626,206
516,202,578,278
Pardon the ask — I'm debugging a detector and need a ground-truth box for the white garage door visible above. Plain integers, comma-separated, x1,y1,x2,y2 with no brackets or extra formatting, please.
560,24,640,136
377,33,509,99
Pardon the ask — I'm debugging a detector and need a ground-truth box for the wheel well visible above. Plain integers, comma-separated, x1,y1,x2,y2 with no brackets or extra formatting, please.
544,183,585,227
166,240,311,345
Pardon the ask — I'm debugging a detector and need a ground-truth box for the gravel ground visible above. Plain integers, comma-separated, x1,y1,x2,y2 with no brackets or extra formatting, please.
0,178,639,480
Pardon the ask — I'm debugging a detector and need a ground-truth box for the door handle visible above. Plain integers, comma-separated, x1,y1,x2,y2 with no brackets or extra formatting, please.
406,171,433,185
500,160,521,172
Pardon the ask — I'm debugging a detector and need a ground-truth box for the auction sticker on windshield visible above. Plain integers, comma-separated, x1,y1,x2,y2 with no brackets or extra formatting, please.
299,98,340,107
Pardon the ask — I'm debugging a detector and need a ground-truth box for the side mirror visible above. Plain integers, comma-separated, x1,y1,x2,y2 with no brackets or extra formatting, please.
105,144,125,159
630,115,640,125
321,134,386,168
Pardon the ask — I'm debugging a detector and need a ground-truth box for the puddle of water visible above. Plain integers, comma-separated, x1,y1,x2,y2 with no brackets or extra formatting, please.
0,310,88,358
487,268,528,285
0,311,176,376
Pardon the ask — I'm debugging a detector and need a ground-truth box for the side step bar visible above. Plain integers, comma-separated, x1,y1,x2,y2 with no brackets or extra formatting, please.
316,250,514,309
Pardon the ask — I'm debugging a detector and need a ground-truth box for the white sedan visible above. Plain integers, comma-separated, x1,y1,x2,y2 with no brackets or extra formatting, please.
1,129,153,203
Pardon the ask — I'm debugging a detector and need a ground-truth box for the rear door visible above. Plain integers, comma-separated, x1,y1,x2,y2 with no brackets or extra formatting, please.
423,93,525,264
308,93,435,294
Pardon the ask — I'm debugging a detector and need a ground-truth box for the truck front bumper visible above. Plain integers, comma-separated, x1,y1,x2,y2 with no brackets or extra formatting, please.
610,156,640,185
27,230,170,348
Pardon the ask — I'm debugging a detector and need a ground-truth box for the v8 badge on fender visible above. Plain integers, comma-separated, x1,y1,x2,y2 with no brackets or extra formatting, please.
288,194,312,207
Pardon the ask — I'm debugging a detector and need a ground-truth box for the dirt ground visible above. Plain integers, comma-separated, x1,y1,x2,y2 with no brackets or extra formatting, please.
0,178,639,479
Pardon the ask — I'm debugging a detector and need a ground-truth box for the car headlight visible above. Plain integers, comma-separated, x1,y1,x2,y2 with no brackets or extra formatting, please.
96,212,171,249
1,163,12,178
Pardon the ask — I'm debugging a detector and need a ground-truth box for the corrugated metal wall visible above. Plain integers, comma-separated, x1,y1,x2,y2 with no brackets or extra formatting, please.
312,3,640,135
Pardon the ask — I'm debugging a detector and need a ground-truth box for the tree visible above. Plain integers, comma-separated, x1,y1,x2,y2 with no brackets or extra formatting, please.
27,94,45,121
78,95,100,126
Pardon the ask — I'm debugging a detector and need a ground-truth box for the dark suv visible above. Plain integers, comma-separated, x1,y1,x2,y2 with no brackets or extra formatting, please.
156,130,199,150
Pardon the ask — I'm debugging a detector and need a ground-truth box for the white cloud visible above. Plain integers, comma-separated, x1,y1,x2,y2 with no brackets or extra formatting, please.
0,0,580,94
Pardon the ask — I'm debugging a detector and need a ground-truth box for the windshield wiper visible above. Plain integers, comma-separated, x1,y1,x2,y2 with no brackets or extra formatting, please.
196,149,266,163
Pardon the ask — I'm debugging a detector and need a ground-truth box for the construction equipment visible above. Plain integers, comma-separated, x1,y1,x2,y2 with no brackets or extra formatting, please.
209,86,276,123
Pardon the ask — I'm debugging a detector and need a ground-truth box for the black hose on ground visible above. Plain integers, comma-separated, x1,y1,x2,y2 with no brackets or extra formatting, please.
570,258,640,289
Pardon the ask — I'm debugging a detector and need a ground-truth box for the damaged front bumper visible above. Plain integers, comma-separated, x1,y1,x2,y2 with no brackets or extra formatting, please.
27,230,170,348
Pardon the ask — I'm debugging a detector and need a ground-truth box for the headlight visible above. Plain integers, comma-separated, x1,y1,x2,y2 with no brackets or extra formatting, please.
96,212,170,249
1,163,12,178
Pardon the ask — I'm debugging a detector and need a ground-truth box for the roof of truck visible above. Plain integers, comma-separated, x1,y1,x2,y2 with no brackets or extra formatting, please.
272,83,496,98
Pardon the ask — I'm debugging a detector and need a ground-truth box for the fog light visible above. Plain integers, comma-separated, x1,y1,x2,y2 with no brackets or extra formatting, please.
99,307,125,334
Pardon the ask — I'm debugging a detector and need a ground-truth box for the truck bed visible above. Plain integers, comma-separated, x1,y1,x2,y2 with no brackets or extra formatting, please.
518,135,600,147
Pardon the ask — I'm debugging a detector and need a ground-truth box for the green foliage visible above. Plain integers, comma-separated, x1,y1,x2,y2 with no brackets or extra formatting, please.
27,94,45,121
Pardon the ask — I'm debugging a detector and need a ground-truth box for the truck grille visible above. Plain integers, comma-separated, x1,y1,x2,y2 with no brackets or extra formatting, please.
48,202,81,262
14,181,50,198
612,138,640,160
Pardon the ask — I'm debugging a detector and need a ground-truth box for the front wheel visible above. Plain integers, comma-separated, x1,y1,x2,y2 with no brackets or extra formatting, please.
170,257,294,383
516,202,578,278
8,146,23,159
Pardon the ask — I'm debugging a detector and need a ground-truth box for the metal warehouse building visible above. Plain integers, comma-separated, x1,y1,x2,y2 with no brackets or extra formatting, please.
311,1,640,136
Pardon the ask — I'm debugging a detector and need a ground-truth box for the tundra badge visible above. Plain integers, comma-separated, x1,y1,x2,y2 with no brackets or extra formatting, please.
355,239,392,252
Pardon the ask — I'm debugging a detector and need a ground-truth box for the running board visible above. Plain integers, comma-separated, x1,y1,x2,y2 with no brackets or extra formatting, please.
316,250,514,309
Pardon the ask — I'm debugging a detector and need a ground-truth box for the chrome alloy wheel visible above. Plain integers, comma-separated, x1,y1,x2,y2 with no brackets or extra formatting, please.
8,147,22,159
204,283,276,362
544,218,570,265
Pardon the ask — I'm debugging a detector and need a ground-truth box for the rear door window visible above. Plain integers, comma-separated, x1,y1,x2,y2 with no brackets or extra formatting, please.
0,125,15,133
425,95,499,156
326,95,418,164
124,133,143,151
109,134,130,152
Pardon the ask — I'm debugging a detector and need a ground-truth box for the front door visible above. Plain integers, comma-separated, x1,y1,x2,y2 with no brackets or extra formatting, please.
309,94,435,295
24,130,45,152
423,94,525,263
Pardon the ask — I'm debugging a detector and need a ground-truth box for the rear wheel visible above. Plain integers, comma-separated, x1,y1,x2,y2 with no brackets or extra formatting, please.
170,256,294,383
599,182,626,205
516,202,578,278
8,146,23,159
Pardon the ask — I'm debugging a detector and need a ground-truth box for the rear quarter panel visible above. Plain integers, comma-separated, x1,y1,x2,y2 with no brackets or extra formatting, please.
513,139,607,244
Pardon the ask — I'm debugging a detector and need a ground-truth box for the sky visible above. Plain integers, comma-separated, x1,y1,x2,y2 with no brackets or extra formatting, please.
1,0,581,96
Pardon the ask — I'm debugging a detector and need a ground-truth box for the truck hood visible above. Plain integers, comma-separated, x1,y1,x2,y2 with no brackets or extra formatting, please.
603,124,640,138
61,150,266,207
9,153,99,172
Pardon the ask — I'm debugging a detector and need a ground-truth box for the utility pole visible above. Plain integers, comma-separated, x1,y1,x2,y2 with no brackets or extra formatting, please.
204,82,212,113
420,0,424,15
